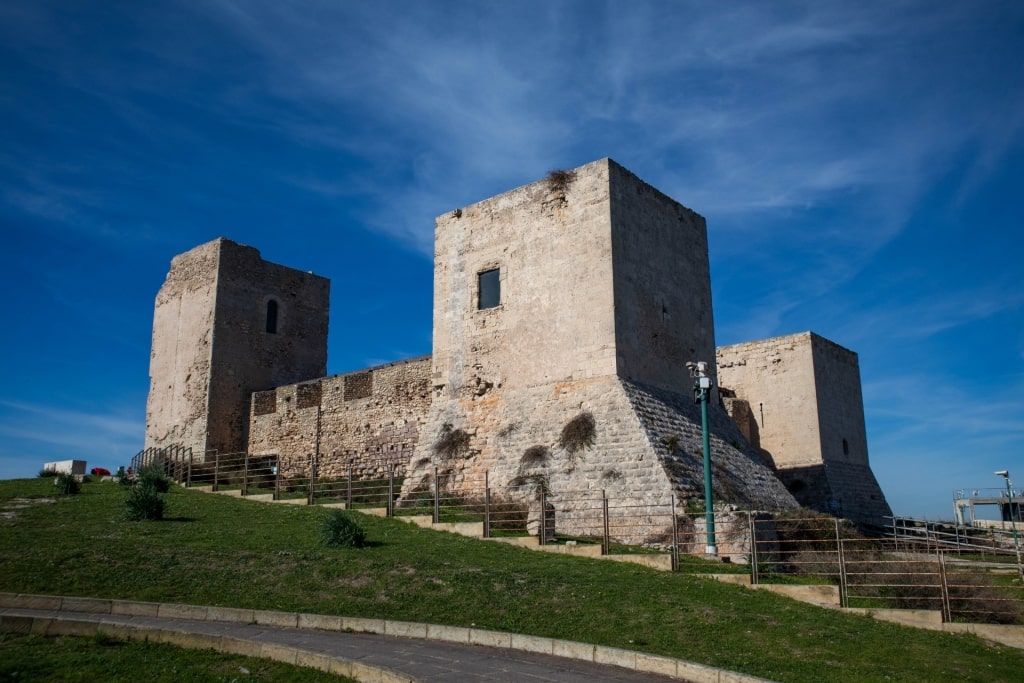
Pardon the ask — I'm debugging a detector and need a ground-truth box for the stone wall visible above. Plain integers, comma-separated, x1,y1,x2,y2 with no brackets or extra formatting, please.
248,357,432,480
145,239,220,458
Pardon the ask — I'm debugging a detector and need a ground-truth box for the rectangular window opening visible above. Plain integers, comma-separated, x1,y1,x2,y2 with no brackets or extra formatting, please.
478,268,500,310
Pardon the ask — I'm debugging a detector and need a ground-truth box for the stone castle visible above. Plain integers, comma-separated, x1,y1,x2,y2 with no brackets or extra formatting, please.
144,158,892,528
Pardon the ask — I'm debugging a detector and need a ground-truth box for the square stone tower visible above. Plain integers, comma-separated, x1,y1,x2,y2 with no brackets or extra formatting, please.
431,158,716,399
144,238,329,459
717,332,892,525
405,159,796,523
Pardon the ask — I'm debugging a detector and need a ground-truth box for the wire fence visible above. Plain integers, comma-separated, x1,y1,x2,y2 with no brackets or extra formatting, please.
130,446,1024,624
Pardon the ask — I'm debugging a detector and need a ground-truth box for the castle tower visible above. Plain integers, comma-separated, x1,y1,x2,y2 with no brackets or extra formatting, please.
404,159,797,530
717,332,893,526
144,238,329,459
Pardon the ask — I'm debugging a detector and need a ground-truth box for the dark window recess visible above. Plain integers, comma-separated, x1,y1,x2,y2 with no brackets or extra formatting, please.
344,371,373,401
478,268,500,309
296,382,322,409
253,391,277,416
842,438,850,456
266,300,279,334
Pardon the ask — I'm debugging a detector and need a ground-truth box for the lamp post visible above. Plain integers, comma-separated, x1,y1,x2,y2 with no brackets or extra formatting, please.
995,470,1022,579
688,361,717,556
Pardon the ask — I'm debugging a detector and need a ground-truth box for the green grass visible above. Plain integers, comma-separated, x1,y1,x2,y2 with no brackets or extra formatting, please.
1,478,1022,682
0,632,354,682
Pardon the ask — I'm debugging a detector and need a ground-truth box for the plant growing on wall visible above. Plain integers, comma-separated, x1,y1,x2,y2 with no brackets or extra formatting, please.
507,472,550,500
660,434,682,454
519,445,550,469
558,411,595,470
433,422,470,460
546,168,576,196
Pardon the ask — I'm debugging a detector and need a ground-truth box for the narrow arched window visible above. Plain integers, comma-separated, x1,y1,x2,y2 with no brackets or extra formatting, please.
266,300,278,334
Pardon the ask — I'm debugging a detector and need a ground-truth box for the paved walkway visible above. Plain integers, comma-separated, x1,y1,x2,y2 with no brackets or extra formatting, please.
0,596,773,683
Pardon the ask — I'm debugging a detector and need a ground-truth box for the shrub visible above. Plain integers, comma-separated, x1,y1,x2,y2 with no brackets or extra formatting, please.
558,412,596,470
519,445,550,468
38,467,58,478
433,423,470,459
546,169,576,195
138,467,171,493
54,472,80,496
320,510,367,548
124,484,165,521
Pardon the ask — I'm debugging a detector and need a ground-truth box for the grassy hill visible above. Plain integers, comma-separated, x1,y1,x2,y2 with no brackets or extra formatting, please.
1,477,1021,682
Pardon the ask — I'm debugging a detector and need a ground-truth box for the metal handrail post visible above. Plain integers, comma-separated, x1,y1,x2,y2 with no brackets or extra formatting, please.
601,492,610,555
749,511,759,585
539,490,547,546
388,465,395,517
671,496,680,572
347,462,353,510
483,471,490,538
835,518,848,608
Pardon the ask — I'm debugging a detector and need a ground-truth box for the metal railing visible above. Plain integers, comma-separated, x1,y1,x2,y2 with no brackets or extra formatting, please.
128,449,1023,624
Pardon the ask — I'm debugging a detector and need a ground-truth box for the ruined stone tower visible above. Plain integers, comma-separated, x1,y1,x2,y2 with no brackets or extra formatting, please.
717,332,893,526
401,159,797,520
144,238,329,459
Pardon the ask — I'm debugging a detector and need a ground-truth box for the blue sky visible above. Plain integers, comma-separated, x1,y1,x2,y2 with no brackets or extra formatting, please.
1,1,1021,520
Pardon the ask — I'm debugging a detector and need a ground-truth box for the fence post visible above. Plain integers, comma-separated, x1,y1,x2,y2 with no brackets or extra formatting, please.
347,462,353,510
308,453,316,506
749,511,759,585
213,452,220,492
274,456,281,501
601,492,610,556
432,467,439,524
539,490,547,546
835,518,849,608
484,471,491,539
387,464,395,517
186,448,193,488
937,549,951,623
671,496,680,572
243,454,250,496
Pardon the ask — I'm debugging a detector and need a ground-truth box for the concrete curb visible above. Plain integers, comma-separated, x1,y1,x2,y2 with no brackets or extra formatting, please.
0,610,415,683
0,592,774,683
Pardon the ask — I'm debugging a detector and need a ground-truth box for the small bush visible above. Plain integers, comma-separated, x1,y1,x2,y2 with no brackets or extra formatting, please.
433,423,470,459
138,467,170,493
38,467,58,478
519,445,550,468
54,473,80,496
559,412,596,455
320,510,367,548
546,169,576,195
124,485,165,521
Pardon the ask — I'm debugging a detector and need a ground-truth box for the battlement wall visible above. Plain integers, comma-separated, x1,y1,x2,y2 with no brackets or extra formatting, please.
248,356,432,480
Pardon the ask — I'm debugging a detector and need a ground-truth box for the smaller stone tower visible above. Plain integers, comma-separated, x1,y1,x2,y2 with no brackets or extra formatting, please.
716,332,892,526
144,238,329,459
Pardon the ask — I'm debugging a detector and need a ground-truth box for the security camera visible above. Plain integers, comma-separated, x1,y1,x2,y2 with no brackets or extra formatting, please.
995,470,1009,477
685,362,696,371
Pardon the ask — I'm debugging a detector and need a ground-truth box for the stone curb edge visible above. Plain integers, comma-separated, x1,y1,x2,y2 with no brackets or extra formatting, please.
0,593,774,683
0,611,415,683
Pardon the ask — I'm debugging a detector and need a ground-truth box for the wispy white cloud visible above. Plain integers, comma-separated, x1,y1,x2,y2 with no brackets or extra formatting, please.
0,399,143,462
